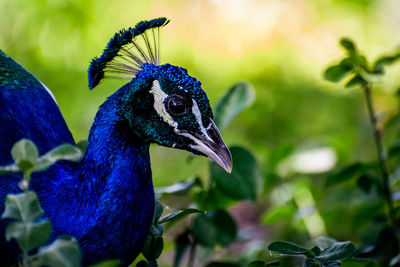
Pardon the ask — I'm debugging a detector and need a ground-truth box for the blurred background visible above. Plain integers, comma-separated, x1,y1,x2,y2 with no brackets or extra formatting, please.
1,0,400,266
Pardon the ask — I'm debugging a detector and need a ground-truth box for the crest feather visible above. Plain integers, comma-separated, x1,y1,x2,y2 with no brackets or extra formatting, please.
88,17,170,90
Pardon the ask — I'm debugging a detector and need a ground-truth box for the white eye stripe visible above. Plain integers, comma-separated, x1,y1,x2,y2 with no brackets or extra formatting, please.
149,80,178,130
150,80,210,138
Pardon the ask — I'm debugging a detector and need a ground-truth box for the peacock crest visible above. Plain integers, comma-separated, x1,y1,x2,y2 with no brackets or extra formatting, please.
88,17,170,90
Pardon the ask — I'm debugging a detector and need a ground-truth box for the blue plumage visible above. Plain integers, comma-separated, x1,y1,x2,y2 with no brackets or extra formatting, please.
0,50,155,266
0,18,232,266
88,17,170,89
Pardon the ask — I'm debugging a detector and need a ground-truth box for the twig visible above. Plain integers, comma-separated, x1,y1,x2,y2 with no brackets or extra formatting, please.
363,83,396,225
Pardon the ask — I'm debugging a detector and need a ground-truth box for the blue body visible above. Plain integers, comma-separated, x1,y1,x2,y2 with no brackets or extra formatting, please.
0,51,155,265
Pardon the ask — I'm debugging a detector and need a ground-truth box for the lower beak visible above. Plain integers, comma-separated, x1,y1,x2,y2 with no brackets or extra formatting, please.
177,120,233,173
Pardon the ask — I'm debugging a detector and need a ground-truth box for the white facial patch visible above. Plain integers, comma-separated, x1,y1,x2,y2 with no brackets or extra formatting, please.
191,100,212,142
149,80,178,130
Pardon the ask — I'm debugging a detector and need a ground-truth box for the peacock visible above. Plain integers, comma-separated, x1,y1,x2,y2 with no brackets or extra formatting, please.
0,17,232,266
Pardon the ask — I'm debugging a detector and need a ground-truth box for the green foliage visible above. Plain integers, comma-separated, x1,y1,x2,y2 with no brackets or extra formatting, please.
35,144,83,172
214,82,255,131
268,241,315,257
247,261,267,267
142,236,164,261
158,208,203,224
324,37,400,88
2,191,44,222
268,239,356,266
320,37,400,267
155,177,202,198
0,139,82,178
35,236,81,267
11,139,39,172
325,163,371,187
210,146,262,201
205,262,241,267
192,210,237,247
0,140,82,267
89,260,120,267
139,201,203,265
6,219,51,252
173,231,191,267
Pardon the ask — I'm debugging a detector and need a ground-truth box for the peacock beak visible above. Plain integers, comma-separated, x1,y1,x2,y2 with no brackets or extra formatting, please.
177,120,233,173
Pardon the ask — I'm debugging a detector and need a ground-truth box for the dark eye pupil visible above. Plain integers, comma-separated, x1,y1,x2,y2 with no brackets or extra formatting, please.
168,97,187,115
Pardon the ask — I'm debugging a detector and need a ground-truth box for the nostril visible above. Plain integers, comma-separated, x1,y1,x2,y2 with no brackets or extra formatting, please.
207,125,222,143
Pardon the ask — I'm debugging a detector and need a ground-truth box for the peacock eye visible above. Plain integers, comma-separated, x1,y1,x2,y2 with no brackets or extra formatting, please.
166,95,189,116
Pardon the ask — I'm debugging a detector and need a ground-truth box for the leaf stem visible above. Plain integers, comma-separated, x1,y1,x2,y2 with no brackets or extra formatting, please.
363,83,396,225
22,250,31,267
187,242,197,267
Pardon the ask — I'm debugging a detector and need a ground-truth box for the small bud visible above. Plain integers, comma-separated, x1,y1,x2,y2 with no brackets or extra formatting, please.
19,180,29,190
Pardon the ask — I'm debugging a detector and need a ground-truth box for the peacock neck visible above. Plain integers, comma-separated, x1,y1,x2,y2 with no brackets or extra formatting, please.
78,106,153,206
39,95,155,251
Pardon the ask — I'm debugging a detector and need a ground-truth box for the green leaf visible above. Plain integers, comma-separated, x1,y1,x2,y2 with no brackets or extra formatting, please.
211,146,262,201
268,144,295,169
262,205,296,224
268,241,315,258
76,139,88,154
194,185,235,211
248,260,266,267
11,139,39,171
325,163,370,187
316,241,356,261
158,208,203,224
265,261,280,267
18,160,35,172
304,258,316,267
153,201,163,224
173,231,191,267
89,259,120,267
155,177,202,198
206,262,241,267
311,246,321,256
358,69,382,83
192,213,217,247
214,82,255,131
345,74,366,88
35,144,82,172
314,236,337,250
340,38,357,55
36,236,81,267
149,224,164,237
209,210,237,246
324,62,353,82
356,174,380,193
6,220,51,252
0,164,19,174
142,236,163,261
341,259,378,267
373,53,400,73
2,191,44,222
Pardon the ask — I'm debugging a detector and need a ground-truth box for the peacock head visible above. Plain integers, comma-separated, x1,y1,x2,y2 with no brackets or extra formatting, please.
88,18,232,173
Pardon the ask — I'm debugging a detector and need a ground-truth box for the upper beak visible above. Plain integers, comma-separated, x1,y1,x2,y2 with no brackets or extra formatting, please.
177,120,233,173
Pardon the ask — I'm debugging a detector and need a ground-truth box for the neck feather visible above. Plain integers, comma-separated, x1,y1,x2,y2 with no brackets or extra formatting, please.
37,95,154,243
